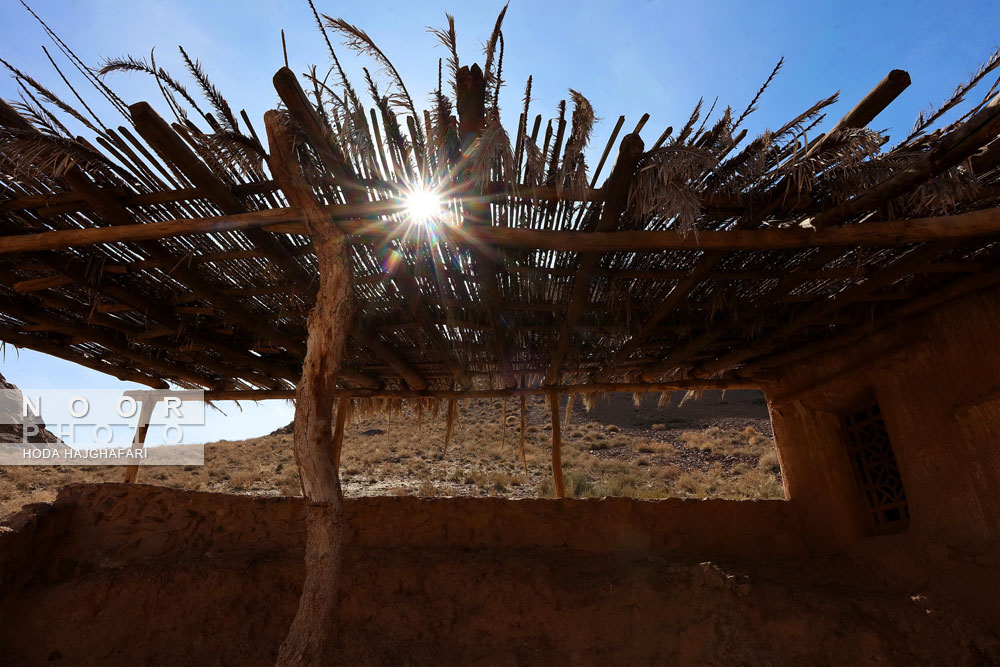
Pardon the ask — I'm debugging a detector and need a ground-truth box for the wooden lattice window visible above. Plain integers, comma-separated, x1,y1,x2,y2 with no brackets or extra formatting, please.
842,403,909,532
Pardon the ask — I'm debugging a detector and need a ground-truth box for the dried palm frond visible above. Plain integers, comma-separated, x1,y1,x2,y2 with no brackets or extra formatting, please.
306,0,361,113
492,31,505,109
628,145,718,234
98,53,207,122
0,127,117,181
697,107,735,156
324,16,425,154
1,57,101,135
906,48,1000,144
734,57,783,131
178,46,239,133
780,127,885,194
482,4,509,93
428,13,460,100
558,89,595,197
674,97,704,146
200,130,267,177
706,130,773,195
467,108,515,190
678,389,702,408
11,92,69,138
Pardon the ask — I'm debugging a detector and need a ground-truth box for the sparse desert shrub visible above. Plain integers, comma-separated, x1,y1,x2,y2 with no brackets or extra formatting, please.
652,423,666,431
605,425,620,433
603,474,640,497
759,450,781,474
416,481,438,497
565,471,594,497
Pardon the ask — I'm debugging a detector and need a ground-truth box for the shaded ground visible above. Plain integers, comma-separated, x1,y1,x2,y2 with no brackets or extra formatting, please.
0,391,781,517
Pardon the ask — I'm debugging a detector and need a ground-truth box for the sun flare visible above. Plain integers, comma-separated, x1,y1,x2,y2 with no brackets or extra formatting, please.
403,188,444,225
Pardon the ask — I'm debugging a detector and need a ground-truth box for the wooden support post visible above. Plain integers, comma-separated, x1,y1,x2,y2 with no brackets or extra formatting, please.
444,398,457,453
501,396,508,449
519,396,528,473
549,391,565,498
266,110,352,667
123,396,157,483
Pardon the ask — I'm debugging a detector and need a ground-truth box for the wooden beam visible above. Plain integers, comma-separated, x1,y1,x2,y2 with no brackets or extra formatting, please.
804,69,911,157
195,379,766,402
4,202,1000,256
545,133,643,384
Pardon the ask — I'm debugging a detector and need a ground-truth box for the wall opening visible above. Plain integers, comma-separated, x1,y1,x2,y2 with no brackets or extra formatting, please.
842,402,909,533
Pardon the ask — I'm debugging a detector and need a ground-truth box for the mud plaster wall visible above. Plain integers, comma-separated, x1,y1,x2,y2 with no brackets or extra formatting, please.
0,482,805,590
766,288,1000,632
7,485,999,666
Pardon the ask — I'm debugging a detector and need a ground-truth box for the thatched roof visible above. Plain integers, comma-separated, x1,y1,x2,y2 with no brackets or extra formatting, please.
1,5,999,401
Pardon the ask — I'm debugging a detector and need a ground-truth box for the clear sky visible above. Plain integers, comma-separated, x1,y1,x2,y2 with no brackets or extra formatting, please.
0,0,997,442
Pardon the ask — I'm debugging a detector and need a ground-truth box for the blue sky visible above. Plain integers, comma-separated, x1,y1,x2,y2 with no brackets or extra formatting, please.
0,0,997,442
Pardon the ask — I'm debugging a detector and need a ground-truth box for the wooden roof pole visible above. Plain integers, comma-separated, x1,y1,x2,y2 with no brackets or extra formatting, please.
0,323,167,388
549,391,565,498
0,288,281,390
34,256,302,386
734,268,1000,376
6,204,1000,255
0,99,307,360
271,66,453,390
128,102,315,291
457,63,517,389
811,92,1000,228
592,69,913,381
544,133,644,385
266,109,348,666
692,242,960,376
194,378,763,401
0,293,224,388
637,246,848,380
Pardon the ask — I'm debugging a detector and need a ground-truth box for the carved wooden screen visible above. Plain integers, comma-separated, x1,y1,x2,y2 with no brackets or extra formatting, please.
842,403,909,532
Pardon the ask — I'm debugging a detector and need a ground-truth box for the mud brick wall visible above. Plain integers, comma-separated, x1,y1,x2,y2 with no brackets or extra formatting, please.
766,289,1000,632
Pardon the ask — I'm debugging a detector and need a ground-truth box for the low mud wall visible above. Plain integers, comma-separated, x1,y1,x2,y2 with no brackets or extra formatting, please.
1,482,805,585
3,484,997,666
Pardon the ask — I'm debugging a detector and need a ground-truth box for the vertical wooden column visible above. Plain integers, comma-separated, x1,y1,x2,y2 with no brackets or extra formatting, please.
266,110,354,667
550,392,565,498
123,395,157,483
